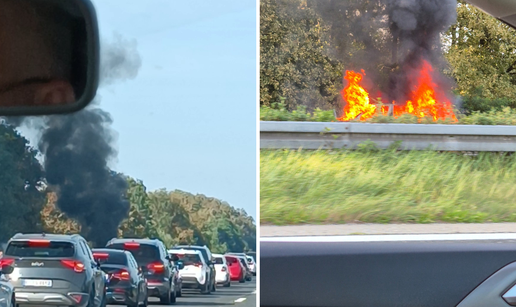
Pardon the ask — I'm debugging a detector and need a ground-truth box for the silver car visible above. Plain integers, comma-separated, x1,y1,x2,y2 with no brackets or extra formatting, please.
0,264,15,307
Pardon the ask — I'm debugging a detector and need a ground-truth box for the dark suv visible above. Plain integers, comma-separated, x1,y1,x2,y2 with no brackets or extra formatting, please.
106,238,181,304
172,245,216,294
2,233,106,307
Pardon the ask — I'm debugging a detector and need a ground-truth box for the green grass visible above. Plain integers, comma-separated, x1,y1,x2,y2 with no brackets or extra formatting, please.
261,149,516,225
261,103,516,125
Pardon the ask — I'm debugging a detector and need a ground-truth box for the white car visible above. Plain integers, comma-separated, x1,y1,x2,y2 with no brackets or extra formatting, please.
246,255,256,276
212,253,231,287
168,249,211,294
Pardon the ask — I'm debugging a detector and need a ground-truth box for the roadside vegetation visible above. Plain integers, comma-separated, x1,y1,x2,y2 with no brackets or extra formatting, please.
261,148,516,225
261,103,516,125
0,123,256,253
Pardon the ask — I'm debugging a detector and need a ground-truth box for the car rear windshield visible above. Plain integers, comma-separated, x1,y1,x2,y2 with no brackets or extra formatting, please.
175,246,209,263
172,253,201,266
5,240,75,258
213,257,224,264
225,256,238,264
108,243,159,264
93,251,127,266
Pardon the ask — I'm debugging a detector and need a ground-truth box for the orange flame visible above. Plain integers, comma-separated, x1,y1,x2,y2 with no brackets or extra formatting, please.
338,61,457,122
336,70,376,121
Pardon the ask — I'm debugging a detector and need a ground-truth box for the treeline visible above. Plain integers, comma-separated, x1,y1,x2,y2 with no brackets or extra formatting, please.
260,0,516,114
0,123,256,253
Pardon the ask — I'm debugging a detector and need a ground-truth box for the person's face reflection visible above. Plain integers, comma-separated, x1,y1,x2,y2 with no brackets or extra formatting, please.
0,0,75,107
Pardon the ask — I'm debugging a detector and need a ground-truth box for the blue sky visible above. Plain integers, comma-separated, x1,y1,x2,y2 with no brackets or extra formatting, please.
90,0,256,219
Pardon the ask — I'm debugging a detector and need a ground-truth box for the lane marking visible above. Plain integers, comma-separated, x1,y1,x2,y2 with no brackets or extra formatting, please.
252,290,256,294
260,233,516,243
235,298,247,303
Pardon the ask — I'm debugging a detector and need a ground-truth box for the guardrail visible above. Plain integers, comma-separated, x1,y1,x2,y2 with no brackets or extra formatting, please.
260,121,516,151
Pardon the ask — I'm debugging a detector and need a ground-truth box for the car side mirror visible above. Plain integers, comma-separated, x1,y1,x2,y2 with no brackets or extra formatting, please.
1,265,14,275
0,0,100,116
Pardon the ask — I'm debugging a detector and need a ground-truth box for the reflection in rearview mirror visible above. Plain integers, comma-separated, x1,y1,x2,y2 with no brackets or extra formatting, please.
0,0,99,116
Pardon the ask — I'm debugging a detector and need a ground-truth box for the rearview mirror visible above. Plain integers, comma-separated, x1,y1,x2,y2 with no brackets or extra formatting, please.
0,265,14,275
0,0,99,116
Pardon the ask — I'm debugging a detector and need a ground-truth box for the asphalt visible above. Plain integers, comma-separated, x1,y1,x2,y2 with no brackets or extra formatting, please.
108,279,257,307
260,223,516,237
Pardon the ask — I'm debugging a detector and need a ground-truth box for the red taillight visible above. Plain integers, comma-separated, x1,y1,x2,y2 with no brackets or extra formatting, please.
194,263,202,268
147,261,165,274
93,253,109,260
0,258,14,267
123,242,140,249
61,260,85,273
113,269,130,281
28,240,50,247
221,266,227,272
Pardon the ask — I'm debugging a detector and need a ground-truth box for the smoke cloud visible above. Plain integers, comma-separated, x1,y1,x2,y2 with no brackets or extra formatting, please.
310,0,457,106
5,33,142,246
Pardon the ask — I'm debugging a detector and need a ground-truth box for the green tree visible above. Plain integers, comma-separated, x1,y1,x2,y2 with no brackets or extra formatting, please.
443,0,516,101
0,123,46,241
260,0,344,111
118,177,159,239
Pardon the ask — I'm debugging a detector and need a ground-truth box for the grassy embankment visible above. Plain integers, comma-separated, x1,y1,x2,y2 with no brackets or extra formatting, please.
261,148,516,225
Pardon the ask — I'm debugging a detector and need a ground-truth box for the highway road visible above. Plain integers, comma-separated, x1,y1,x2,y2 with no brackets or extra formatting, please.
108,280,257,307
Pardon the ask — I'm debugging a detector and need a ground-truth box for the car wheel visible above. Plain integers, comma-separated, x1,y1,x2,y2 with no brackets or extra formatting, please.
211,279,216,292
201,275,211,294
127,289,140,307
10,295,14,307
177,281,182,297
100,289,107,307
169,284,177,304
159,284,172,305
223,280,230,287
138,288,148,307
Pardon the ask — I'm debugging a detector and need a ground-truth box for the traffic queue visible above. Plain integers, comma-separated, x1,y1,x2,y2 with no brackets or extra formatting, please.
0,233,256,307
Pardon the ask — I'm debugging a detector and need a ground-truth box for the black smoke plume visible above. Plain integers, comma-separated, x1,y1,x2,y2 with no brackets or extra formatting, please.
309,0,457,106
6,33,142,246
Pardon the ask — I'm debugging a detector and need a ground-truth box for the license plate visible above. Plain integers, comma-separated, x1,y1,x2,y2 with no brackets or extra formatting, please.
23,279,52,287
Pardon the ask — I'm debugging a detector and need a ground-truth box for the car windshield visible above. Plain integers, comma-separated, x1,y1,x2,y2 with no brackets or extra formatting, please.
108,243,158,264
5,241,74,258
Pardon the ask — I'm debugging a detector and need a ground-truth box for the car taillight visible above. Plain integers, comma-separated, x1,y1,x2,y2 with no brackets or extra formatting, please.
123,242,140,249
147,261,165,274
221,266,227,272
61,260,85,273
93,253,109,260
28,240,51,247
113,269,130,281
194,263,202,268
0,258,14,267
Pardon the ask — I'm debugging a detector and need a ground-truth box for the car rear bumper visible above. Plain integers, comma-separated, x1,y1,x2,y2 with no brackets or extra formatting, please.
15,291,89,307
216,274,229,284
180,276,203,288
106,291,129,304
146,281,169,297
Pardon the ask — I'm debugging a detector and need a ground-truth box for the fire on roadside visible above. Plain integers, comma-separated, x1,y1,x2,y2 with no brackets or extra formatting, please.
337,60,457,122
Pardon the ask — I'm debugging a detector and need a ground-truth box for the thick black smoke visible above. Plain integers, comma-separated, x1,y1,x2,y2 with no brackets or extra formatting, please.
310,0,457,106
7,33,142,246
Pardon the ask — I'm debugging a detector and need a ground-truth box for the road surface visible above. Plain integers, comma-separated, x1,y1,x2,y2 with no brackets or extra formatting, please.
108,280,256,307
261,223,516,237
